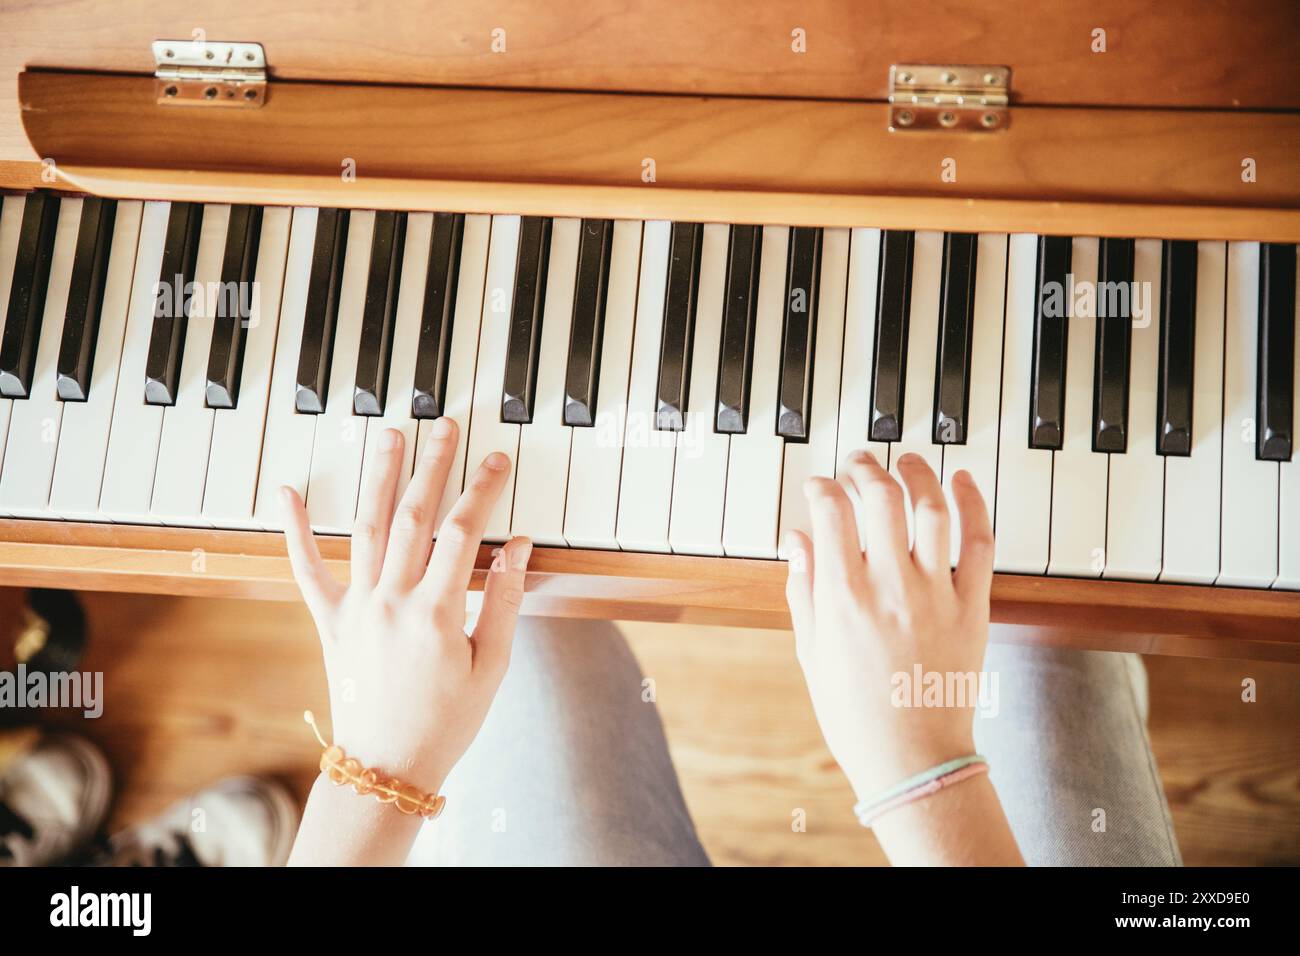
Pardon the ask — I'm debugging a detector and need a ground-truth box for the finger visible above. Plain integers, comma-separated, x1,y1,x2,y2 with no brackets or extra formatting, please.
279,486,344,621
380,417,458,592
894,452,952,580
951,469,995,604
471,536,532,679
841,450,910,579
351,427,404,590
420,452,513,602
803,476,864,594
783,530,815,668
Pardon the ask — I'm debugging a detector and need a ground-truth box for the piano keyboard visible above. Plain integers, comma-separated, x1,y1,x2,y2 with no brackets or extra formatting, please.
0,192,1296,589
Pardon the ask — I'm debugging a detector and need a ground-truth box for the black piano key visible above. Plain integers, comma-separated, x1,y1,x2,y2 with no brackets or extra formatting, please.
564,218,614,427
353,211,407,416
1028,235,1073,450
1092,237,1135,453
655,221,703,432
0,191,61,399
204,204,263,409
501,216,552,424
933,232,978,445
715,224,762,434
1257,242,1296,462
411,212,464,419
144,202,203,406
56,197,116,402
868,229,914,442
1156,240,1197,456
294,208,350,415
776,226,822,441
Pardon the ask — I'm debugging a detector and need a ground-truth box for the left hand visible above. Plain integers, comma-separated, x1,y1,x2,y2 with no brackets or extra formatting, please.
280,418,531,795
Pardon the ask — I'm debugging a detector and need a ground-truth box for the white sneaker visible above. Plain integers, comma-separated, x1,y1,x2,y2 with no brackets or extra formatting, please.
97,776,298,867
0,734,111,867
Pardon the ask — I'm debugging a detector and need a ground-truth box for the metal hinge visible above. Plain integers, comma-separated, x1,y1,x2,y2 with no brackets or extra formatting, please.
888,64,1010,132
153,40,266,108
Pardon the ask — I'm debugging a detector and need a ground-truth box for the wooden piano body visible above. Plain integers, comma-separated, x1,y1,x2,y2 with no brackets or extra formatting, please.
1,1,1298,661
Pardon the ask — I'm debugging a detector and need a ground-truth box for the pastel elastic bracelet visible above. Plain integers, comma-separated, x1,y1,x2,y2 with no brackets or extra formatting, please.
853,755,989,828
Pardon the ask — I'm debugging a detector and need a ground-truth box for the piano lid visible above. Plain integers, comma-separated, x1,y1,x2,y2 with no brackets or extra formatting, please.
3,0,1299,110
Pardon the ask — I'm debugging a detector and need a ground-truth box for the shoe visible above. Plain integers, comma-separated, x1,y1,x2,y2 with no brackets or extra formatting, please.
0,733,111,866
95,776,298,867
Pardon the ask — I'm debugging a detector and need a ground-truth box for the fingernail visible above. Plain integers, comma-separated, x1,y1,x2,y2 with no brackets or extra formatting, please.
897,452,921,466
955,469,973,486
802,476,828,499
851,449,878,467
381,428,401,451
430,417,453,439
485,452,510,472
279,485,296,511
783,534,807,573
513,537,533,569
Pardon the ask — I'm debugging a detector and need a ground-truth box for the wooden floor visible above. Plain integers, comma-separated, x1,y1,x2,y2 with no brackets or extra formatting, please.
21,591,1300,866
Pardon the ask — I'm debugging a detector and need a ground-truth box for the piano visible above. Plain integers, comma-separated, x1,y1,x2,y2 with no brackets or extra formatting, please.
1,1,1298,660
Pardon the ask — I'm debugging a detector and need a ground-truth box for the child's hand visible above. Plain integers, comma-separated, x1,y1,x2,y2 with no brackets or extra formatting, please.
281,419,531,796
785,451,994,803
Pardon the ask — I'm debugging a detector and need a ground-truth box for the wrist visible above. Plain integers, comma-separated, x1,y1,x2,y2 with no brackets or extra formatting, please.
844,734,977,806
335,741,449,796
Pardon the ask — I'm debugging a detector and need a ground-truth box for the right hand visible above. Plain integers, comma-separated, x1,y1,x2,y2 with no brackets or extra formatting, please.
783,450,995,803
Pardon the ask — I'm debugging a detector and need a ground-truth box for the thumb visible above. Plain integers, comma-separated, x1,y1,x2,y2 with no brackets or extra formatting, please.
471,536,532,679
784,530,815,670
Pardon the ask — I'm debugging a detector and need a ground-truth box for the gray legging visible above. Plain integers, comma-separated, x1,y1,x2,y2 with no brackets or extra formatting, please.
408,618,1181,866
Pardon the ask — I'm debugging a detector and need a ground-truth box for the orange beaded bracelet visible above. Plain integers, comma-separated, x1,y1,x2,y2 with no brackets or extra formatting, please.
304,711,446,819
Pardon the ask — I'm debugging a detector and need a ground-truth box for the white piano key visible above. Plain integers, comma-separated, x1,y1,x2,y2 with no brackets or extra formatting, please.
48,202,143,519
100,201,172,522
834,227,889,468
356,212,429,514
150,204,230,525
253,208,323,530
0,196,26,489
941,233,1008,564
891,230,944,471
1218,242,1278,587
0,198,82,515
512,218,579,546
723,225,791,558
1047,237,1106,577
889,229,944,545
463,215,522,543
564,220,642,550
777,227,849,555
1274,249,1300,589
202,206,292,528
305,210,374,533
669,223,731,556
616,221,675,553
1103,239,1165,580
1162,241,1226,584
993,234,1053,573
420,214,490,528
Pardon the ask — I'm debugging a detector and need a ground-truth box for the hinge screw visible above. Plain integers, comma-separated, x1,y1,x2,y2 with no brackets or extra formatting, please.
898,71,914,84
895,109,915,127
981,112,999,128
939,111,958,127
